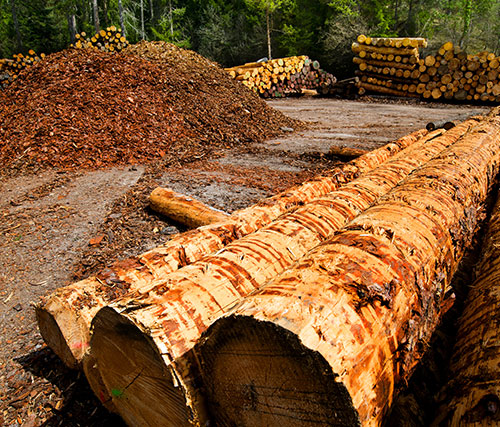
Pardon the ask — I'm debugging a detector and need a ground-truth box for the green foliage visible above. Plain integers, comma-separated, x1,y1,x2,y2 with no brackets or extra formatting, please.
0,0,498,75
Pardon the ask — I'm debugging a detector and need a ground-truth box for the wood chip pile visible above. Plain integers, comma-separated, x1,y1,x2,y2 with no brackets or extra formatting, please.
0,43,295,176
354,36,500,103
225,56,336,98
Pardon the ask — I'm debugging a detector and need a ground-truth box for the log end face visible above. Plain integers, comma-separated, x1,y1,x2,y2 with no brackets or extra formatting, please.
91,307,193,426
35,301,85,370
197,315,360,427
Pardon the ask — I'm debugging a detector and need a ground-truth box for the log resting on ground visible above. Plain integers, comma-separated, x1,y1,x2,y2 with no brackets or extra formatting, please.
89,120,479,426
36,127,427,370
194,109,500,426
433,190,500,426
149,187,229,228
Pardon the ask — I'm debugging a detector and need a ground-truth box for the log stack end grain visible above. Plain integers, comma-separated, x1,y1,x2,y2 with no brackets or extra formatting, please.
354,37,500,103
225,56,337,98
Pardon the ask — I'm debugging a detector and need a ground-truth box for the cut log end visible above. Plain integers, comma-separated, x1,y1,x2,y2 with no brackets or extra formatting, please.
35,301,87,370
198,316,361,427
91,307,193,426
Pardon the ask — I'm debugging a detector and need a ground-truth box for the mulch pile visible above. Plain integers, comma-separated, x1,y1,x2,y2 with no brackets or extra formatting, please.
0,42,297,176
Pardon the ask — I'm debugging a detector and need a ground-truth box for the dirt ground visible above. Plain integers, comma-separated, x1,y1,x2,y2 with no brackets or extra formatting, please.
0,97,489,426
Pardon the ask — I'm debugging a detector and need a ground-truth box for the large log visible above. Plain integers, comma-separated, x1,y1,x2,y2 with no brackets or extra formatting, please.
89,121,478,425
195,109,500,426
149,187,229,228
36,127,428,370
433,191,500,425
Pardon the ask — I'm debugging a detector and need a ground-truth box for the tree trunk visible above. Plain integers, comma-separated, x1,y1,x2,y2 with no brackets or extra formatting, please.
118,0,126,36
149,187,229,228
88,120,479,426
266,6,272,60
67,14,77,44
140,0,145,40
434,190,500,425
196,110,500,426
36,127,427,369
168,0,174,37
9,0,22,52
92,0,99,32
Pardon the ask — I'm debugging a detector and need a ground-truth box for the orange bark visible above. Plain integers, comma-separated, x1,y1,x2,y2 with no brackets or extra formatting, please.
36,127,427,370
89,120,479,425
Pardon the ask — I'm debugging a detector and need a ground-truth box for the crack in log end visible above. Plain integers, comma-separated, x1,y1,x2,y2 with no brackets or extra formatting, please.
196,316,361,427
91,307,194,426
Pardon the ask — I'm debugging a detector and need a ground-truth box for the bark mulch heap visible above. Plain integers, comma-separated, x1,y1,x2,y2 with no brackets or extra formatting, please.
0,42,296,177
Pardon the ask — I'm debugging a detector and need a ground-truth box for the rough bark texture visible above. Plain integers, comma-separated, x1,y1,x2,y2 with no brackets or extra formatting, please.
149,187,229,228
433,191,500,426
89,121,477,426
36,127,427,370
196,109,500,426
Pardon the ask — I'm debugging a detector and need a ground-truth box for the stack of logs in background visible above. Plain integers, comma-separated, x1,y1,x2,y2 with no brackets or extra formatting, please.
354,35,500,102
35,107,500,426
225,56,337,98
0,26,127,88
0,50,45,88
71,25,129,52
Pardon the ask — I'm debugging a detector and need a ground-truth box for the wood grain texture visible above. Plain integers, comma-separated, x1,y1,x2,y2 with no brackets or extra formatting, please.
197,109,500,426
89,120,477,425
36,127,427,370
434,191,500,426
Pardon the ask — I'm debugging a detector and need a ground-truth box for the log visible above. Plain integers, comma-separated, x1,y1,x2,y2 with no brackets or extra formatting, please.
433,190,500,425
327,146,369,159
352,42,419,57
36,127,428,370
88,121,478,425
196,109,500,426
149,187,229,228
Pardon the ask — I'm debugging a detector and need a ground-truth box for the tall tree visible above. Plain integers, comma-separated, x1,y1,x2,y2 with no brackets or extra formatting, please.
117,0,125,35
9,0,22,50
91,0,99,31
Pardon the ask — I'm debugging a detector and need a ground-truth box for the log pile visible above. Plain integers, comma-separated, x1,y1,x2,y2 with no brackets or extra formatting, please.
0,50,45,88
36,126,428,369
71,26,129,52
433,189,500,425
79,109,500,426
354,36,500,103
225,56,336,98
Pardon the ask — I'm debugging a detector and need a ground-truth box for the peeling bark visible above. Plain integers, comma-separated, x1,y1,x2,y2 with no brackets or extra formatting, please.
434,187,500,425
36,127,427,371
196,109,500,426
88,121,478,425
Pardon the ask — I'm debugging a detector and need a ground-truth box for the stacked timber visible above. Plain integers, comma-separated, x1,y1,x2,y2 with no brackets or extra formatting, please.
0,50,45,88
354,36,500,103
86,118,481,424
82,110,500,426
36,126,428,368
71,26,129,52
433,189,500,426
415,42,500,102
352,35,426,98
225,56,336,98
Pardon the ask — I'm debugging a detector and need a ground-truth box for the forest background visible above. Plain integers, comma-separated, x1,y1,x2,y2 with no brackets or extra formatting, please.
1,0,499,78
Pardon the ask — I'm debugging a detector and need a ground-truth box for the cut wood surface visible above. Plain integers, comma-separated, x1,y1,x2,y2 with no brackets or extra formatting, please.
36,127,427,370
196,109,500,426
354,38,500,102
88,121,478,426
149,187,229,228
328,145,369,159
433,190,500,426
